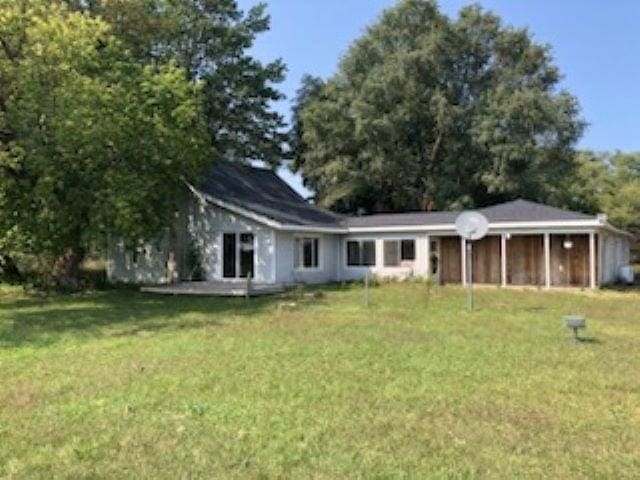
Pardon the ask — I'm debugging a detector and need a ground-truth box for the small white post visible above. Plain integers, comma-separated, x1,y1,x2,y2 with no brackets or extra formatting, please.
425,235,431,279
364,272,370,306
544,233,551,289
597,232,604,286
461,237,467,286
500,234,507,287
589,232,597,289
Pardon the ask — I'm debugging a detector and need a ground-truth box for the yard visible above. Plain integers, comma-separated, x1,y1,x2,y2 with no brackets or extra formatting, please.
1,282,639,479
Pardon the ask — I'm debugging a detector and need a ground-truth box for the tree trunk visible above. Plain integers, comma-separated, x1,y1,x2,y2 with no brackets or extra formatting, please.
0,254,22,283
53,246,85,291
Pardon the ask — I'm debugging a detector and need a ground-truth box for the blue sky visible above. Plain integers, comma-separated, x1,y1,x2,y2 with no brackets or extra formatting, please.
237,0,640,195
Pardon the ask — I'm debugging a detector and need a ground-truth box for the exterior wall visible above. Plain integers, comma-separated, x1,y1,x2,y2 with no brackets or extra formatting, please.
274,232,339,284
549,234,590,287
439,236,462,284
472,235,501,284
107,237,170,284
506,235,544,286
107,196,632,289
107,196,277,284
188,198,275,283
338,233,430,281
600,232,631,285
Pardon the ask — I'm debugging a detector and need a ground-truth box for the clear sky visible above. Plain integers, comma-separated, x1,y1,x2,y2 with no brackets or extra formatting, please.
237,0,640,196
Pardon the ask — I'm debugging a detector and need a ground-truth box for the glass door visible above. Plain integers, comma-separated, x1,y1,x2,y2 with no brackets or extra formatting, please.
239,233,255,278
223,233,236,278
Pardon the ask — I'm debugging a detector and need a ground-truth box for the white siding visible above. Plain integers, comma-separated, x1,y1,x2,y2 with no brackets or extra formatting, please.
188,199,276,283
274,232,339,284
107,197,277,284
107,238,170,284
600,232,632,285
339,233,430,281
107,196,632,289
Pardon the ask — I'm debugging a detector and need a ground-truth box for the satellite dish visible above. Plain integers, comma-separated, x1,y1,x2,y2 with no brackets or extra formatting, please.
455,211,489,241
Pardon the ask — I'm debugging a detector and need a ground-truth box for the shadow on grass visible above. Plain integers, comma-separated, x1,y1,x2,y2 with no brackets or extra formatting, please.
0,289,278,349
572,336,602,345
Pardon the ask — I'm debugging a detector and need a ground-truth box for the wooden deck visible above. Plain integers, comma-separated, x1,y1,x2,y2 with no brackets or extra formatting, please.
140,281,285,297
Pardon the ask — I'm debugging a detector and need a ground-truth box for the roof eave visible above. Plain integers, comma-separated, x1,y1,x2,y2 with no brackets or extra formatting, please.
188,184,347,232
345,219,607,234
187,184,635,238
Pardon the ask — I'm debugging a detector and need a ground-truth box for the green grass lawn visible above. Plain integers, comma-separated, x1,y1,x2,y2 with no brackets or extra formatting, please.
1,283,639,479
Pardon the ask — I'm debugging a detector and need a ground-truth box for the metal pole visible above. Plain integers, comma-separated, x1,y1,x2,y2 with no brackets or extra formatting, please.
467,240,473,311
245,272,251,300
364,272,369,307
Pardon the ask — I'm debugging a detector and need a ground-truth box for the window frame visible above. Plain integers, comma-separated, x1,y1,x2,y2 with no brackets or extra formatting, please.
221,231,256,279
294,235,321,271
381,238,417,268
401,239,416,261
346,239,377,267
383,239,400,267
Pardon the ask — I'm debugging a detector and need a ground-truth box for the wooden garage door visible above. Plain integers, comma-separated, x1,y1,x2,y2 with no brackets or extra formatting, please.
507,235,544,286
550,234,590,287
440,236,461,284
472,235,501,284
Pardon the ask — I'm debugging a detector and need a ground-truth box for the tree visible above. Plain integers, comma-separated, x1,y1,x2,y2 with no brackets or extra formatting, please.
0,0,209,287
569,151,640,238
72,0,287,167
291,0,584,213
290,75,325,172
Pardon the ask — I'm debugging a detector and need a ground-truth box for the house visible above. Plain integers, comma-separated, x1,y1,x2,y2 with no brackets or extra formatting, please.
107,162,633,289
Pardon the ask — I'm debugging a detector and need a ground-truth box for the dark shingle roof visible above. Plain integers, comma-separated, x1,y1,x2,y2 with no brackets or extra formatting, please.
478,199,594,222
345,211,459,228
198,164,595,230
345,199,594,228
198,162,344,227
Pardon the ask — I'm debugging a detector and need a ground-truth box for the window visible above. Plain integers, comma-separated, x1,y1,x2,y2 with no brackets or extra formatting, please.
224,232,255,278
401,240,415,260
384,240,399,267
384,239,416,267
362,241,375,266
295,237,319,269
346,240,376,266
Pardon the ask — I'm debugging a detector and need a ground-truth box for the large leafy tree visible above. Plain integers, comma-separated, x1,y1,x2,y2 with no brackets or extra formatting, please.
291,0,584,213
1,0,286,287
0,0,209,287
73,0,287,167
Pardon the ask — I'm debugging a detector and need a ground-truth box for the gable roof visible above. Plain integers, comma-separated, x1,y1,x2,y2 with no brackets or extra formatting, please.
198,162,344,228
194,163,624,235
477,199,594,222
345,199,594,228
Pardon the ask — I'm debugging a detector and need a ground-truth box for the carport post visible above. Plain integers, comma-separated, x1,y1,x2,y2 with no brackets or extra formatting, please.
589,232,597,289
461,237,467,286
544,233,551,289
500,234,507,287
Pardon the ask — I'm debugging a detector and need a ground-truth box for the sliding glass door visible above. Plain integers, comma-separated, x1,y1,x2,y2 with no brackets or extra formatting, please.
223,233,237,278
239,233,255,278
223,233,255,279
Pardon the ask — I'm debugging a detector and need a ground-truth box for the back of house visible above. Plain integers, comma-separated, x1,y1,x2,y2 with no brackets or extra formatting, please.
107,162,633,289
